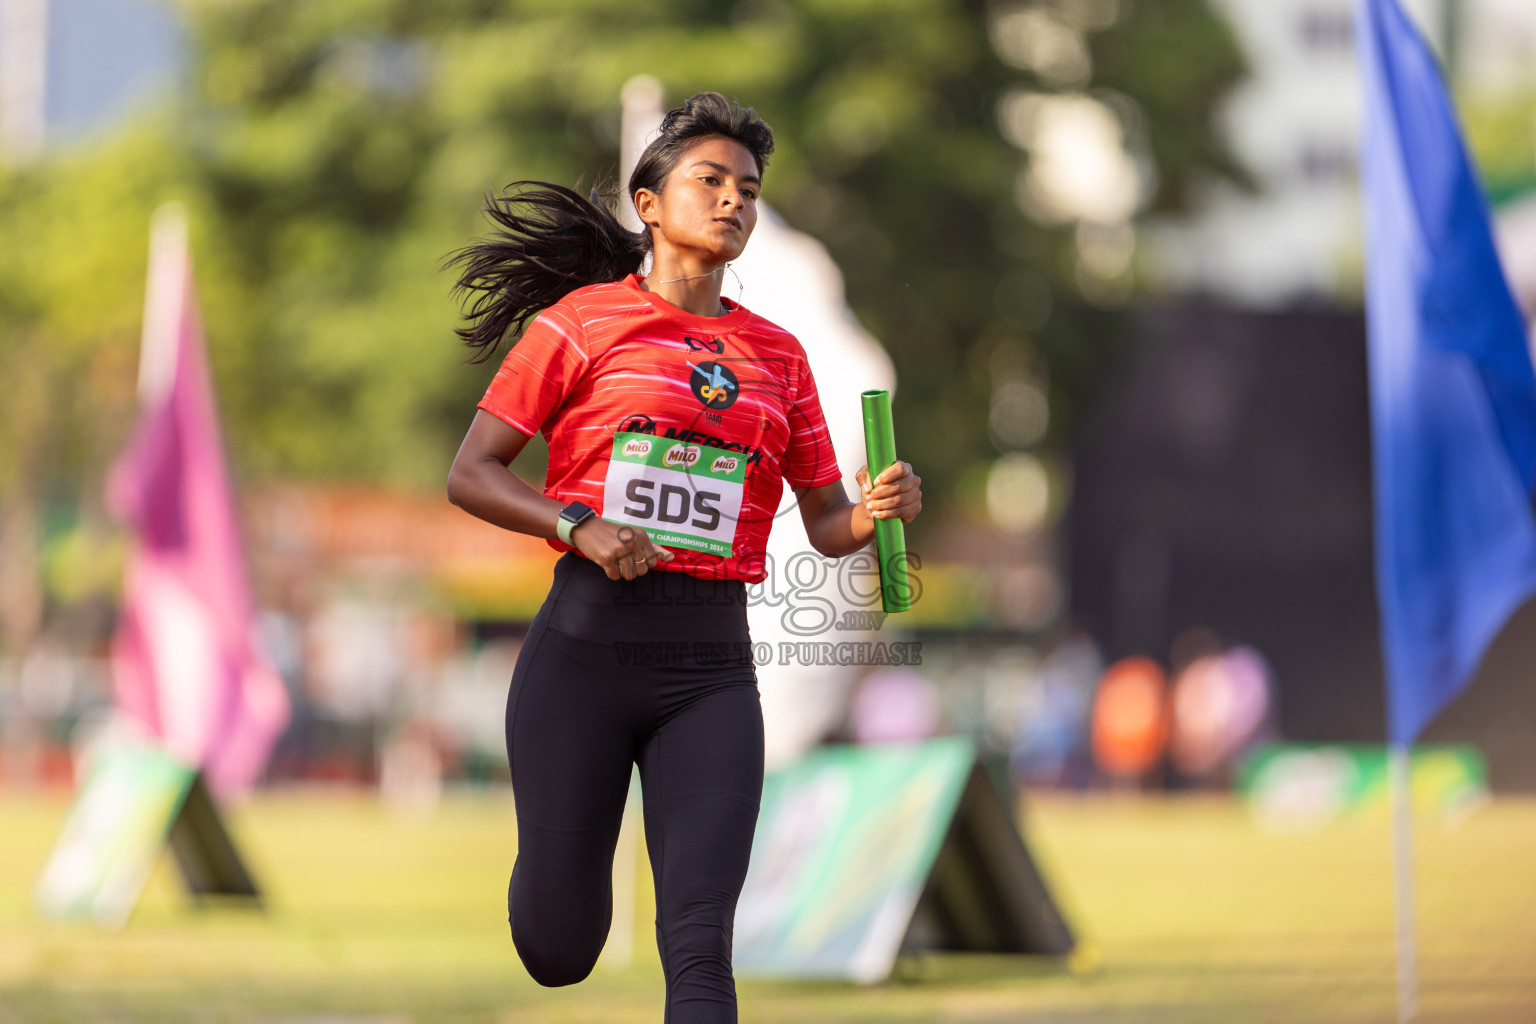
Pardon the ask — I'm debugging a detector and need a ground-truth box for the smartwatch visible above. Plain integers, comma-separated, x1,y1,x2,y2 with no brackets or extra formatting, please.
556,501,597,545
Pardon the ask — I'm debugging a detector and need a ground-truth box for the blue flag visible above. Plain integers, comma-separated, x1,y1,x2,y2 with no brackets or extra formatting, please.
1357,0,1536,744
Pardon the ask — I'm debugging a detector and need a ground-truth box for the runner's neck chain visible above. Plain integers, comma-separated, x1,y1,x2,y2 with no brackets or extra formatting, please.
648,266,725,285
645,262,744,313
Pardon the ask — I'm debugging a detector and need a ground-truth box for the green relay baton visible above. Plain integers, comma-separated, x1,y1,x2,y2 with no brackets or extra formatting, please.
860,388,913,613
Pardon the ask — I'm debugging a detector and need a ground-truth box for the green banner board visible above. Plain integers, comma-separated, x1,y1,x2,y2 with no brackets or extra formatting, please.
733,738,1074,982
1236,743,1489,830
35,744,262,928
34,746,198,928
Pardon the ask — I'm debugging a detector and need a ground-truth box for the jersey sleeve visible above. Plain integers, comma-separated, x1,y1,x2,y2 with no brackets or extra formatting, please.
781,356,845,489
476,303,590,436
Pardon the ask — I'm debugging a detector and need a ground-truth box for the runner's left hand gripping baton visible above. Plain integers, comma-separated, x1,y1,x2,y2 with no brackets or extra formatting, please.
861,388,913,613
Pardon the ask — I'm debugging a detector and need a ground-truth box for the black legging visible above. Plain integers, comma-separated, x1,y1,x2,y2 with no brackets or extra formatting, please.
505,550,764,1024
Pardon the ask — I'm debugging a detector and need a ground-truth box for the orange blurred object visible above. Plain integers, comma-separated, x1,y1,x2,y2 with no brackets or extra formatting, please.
1090,657,1171,778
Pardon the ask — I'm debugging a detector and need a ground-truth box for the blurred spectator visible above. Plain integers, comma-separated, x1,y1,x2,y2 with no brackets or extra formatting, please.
424,639,520,780
849,668,942,744
1169,644,1273,781
379,718,445,817
1010,632,1101,788
1090,657,1171,785
306,596,410,722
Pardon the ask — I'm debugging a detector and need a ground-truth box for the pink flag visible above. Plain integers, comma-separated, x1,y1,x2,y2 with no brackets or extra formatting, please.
105,205,290,796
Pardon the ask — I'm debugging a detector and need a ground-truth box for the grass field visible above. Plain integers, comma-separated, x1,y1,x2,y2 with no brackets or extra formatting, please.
2,789,1533,1023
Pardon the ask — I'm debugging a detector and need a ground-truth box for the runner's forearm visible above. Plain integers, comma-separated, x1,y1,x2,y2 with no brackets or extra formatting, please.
447,456,566,540
804,495,877,559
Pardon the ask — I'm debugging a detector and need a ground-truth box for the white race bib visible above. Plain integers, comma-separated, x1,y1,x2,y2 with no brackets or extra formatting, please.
601,432,746,557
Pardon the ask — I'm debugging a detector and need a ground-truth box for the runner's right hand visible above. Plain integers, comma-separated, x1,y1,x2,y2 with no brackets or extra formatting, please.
571,518,675,580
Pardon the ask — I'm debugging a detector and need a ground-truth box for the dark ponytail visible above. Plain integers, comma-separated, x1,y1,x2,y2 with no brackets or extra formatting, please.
449,91,775,363
448,183,644,361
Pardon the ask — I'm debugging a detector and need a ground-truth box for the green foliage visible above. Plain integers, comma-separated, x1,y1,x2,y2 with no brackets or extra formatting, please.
0,0,1250,531
1462,87,1536,207
0,126,196,506
1090,0,1256,213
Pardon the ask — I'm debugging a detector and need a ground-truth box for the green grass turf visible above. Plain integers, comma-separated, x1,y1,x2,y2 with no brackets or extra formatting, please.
1,788,1533,1023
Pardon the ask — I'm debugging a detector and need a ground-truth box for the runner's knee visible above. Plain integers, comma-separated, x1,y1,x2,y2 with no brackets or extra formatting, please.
512,924,604,987
507,861,611,987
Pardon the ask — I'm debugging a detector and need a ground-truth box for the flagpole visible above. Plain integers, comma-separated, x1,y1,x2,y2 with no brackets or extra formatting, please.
138,202,190,405
1358,0,1536,1015
1390,742,1417,1023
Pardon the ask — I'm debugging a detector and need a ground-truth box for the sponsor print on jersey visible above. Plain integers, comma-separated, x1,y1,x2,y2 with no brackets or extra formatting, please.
684,335,725,353
602,431,747,557
688,360,740,410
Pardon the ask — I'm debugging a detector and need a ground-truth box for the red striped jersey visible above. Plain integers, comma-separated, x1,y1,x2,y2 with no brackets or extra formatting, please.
476,272,844,584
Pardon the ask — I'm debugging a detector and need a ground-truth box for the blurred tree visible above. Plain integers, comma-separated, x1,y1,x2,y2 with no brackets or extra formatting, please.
0,128,201,649
1462,87,1536,206
176,0,1249,525
0,0,1249,619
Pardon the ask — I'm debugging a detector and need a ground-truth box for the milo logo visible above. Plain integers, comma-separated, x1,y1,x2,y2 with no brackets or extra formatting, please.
622,438,652,458
663,444,701,468
711,456,739,475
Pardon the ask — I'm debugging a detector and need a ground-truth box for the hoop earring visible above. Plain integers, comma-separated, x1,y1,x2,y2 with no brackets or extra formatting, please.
723,262,744,306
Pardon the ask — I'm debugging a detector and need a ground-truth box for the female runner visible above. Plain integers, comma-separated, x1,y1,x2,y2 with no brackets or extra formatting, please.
445,92,922,1023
